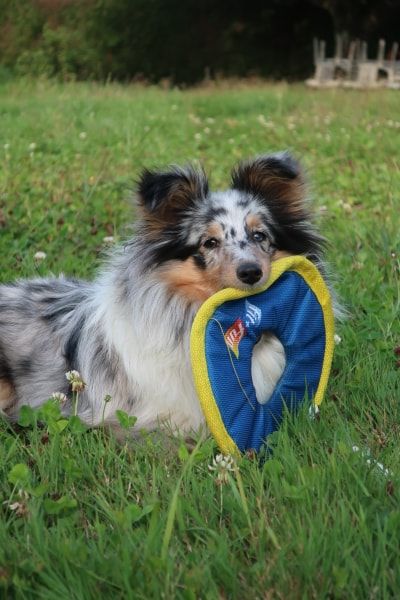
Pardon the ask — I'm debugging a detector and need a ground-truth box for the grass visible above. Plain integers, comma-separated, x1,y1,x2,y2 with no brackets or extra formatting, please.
0,79,400,599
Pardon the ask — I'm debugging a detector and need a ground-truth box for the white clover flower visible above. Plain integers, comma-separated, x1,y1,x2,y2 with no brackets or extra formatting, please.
338,200,352,213
8,502,25,513
51,391,68,404
208,453,237,484
206,117,215,124
102,236,115,244
65,370,86,392
194,132,202,141
189,113,201,125
352,445,391,477
66,370,81,382
34,251,47,261
4,143,10,151
228,138,234,144
79,131,87,140
334,334,342,345
6,490,29,516
203,127,211,134
171,104,178,111
28,142,37,151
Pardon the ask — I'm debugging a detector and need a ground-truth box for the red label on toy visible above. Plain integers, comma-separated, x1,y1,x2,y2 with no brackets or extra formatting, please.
224,318,246,358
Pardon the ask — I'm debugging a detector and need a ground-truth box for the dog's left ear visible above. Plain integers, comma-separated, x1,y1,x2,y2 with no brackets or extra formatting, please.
232,152,325,257
137,165,208,224
231,152,306,220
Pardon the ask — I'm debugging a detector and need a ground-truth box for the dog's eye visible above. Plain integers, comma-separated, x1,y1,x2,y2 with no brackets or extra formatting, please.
252,231,267,243
203,237,220,249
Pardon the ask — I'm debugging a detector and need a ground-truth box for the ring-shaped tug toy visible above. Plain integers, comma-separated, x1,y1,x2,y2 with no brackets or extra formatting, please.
190,256,335,455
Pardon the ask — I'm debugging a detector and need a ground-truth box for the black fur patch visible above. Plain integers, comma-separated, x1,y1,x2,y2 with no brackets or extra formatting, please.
270,224,323,256
15,357,33,377
193,253,206,269
64,316,85,370
0,343,13,383
151,236,199,266
41,300,75,323
138,165,208,213
237,198,250,208
204,206,227,221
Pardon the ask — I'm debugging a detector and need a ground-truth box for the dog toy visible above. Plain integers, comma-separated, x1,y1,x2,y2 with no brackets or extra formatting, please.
190,256,334,454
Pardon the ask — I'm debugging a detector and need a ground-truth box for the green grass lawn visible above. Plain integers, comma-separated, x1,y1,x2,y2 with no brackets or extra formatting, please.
0,80,399,599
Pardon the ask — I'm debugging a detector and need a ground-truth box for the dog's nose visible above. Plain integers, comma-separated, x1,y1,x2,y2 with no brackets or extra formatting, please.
236,262,263,285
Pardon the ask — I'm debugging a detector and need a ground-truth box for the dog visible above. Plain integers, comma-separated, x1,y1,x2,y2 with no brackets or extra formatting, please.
0,152,327,435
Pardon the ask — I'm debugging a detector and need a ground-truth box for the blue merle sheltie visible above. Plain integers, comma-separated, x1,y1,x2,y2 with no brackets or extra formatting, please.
0,152,326,434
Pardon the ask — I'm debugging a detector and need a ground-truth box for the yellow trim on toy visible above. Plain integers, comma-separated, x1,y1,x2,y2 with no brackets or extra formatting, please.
190,255,335,455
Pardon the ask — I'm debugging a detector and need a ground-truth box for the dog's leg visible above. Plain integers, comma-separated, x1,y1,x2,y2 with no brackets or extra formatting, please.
0,378,16,413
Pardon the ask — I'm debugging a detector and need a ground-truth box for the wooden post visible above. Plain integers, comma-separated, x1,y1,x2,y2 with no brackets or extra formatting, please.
361,41,367,62
390,42,399,62
348,41,356,62
377,39,385,62
313,38,319,65
319,40,326,62
335,34,343,59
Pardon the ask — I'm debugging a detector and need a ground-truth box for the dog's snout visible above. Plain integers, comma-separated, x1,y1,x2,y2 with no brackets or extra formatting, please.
236,262,262,285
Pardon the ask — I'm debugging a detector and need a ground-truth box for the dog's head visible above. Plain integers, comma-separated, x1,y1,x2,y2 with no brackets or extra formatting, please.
136,152,324,302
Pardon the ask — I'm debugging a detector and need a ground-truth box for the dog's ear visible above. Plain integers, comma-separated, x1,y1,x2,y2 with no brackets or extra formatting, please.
137,165,208,224
231,152,306,220
232,152,324,257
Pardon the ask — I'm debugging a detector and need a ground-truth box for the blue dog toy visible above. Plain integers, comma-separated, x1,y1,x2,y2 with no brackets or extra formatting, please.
190,256,334,454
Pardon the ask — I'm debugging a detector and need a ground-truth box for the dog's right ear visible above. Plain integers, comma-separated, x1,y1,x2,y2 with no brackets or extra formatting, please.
137,165,209,224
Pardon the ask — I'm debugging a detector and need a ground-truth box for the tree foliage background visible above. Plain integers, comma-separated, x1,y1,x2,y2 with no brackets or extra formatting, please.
0,0,399,83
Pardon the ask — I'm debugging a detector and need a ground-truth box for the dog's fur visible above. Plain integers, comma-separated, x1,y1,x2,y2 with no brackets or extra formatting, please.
0,152,327,434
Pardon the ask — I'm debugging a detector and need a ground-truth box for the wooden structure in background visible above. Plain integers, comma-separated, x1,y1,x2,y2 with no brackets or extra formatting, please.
307,35,400,88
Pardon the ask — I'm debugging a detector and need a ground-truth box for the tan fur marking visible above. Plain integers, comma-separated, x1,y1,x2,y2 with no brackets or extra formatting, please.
205,222,224,240
272,250,292,261
160,258,221,303
245,214,264,230
263,177,304,214
137,205,170,238
0,379,16,412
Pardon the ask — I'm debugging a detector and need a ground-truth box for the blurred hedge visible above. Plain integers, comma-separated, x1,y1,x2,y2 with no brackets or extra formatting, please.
0,0,399,84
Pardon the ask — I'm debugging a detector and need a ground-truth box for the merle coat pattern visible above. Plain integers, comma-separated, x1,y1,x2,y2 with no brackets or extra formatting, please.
0,152,327,434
